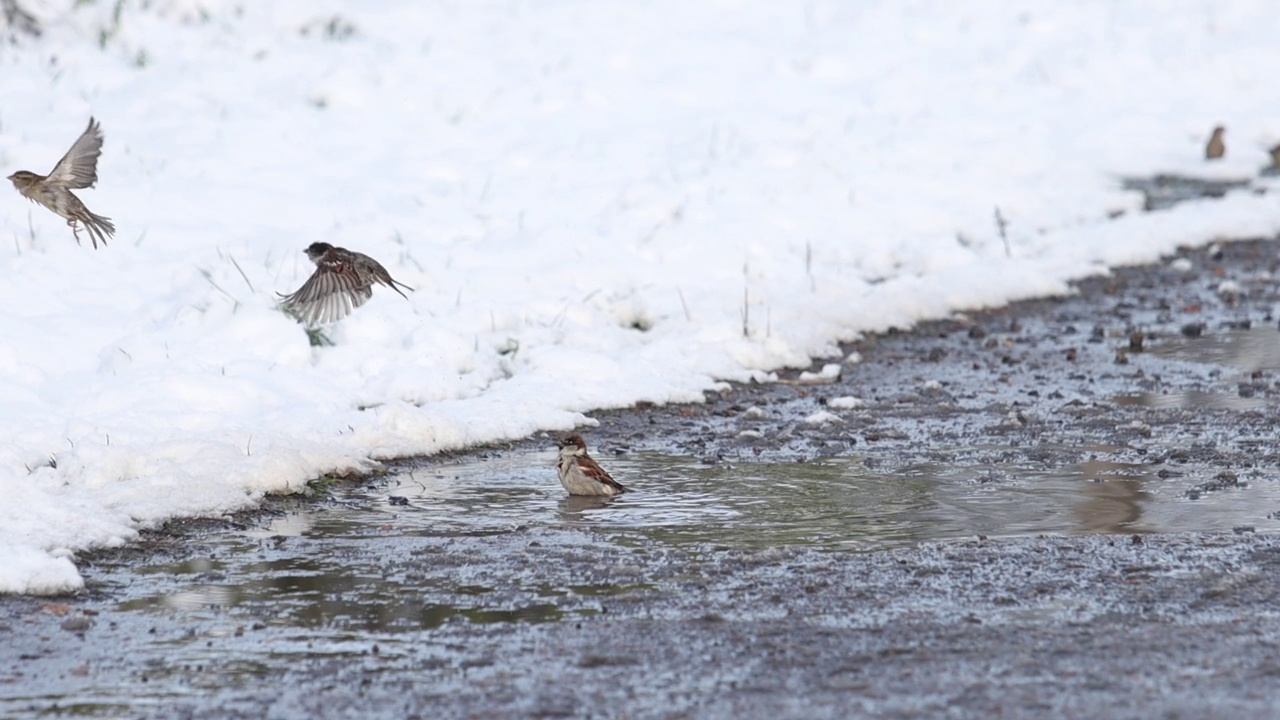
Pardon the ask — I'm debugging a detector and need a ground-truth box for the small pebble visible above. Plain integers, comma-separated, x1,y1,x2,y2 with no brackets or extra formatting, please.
60,617,92,633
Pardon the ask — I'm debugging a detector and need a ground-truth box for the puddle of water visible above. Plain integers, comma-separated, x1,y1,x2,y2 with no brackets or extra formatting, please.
325,450,1280,550
103,448,1280,634
119,566,581,627
1147,326,1280,372
1120,174,1252,211
1112,326,1280,409
1112,390,1269,411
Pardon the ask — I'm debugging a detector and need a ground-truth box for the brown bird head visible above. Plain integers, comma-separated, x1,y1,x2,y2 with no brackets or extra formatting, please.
7,170,39,190
304,242,335,263
558,434,588,453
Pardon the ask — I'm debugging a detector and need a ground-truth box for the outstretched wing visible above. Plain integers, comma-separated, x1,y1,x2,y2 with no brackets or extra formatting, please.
279,259,374,326
47,117,105,190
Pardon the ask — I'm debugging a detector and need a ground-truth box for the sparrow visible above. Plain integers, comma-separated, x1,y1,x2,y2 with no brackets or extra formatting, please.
1204,126,1225,160
278,242,413,325
8,117,115,248
556,434,628,497
1269,143,1280,168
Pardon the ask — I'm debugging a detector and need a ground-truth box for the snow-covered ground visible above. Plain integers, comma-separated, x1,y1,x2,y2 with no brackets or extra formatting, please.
2,0,1279,594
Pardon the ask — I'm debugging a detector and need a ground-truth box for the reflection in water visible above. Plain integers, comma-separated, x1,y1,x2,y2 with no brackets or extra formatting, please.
121,561,576,631
241,512,316,538
1147,326,1280,372
119,584,241,612
559,493,621,520
1111,326,1280,409
1113,391,1269,411
1073,459,1147,533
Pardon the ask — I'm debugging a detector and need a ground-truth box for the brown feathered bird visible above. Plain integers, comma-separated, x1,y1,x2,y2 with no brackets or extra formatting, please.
1204,126,1225,160
278,242,413,325
8,117,115,249
556,434,628,496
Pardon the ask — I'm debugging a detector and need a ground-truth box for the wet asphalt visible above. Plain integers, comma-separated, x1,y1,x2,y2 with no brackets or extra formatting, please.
4,223,1280,717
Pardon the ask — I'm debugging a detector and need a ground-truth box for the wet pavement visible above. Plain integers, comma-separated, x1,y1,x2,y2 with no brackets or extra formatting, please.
5,226,1280,716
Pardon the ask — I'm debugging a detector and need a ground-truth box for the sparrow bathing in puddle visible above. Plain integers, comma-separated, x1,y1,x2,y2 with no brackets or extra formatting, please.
8,117,115,248
278,242,413,325
556,434,628,497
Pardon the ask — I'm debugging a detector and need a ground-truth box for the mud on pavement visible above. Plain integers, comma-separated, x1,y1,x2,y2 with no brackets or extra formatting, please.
4,236,1280,718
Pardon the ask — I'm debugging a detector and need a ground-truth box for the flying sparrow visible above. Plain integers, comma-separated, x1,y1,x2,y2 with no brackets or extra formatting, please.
1204,125,1225,160
556,434,628,497
8,117,115,248
278,242,413,325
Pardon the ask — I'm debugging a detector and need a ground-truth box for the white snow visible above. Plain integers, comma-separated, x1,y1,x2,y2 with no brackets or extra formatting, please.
797,363,842,384
1217,279,1244,296
2,0,1280,594
803,410,843,427
828,397,866,411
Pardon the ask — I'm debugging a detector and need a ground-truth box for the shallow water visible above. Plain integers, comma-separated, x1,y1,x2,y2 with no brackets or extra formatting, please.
96,444,1280,633
1115,325,1280,409
1148,325,1280,371
228,447,1280,556
1120,173,1252,211
60,449,1263,656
